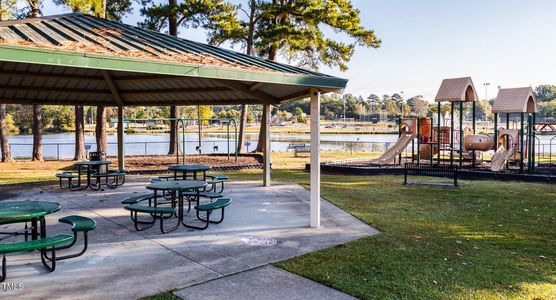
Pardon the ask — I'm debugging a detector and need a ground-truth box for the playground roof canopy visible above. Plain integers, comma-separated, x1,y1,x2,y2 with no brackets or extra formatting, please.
435,77,479,102
0,13,347,106
492,87,538,114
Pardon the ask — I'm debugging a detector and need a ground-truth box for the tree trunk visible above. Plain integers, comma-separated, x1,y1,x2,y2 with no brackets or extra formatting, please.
74,105,85,160
95,106,107,153
168,106,181,155
167,0,179,155
168,0,178,36
238,3,256,153
237,104,248,152
29,0,39,18
255,106,266,152
0,104,13,162
32,104,43,161
255,50,276,152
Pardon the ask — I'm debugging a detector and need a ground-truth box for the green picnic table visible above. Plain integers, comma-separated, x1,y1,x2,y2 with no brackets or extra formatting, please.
0,201,62,240
73,160,114,190
168,164,212,180
146,180,207,227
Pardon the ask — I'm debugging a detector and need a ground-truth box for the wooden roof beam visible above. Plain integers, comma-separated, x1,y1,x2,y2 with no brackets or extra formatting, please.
120,87,231,95
249,82,265,91
214,79,279,105
101,70,124,106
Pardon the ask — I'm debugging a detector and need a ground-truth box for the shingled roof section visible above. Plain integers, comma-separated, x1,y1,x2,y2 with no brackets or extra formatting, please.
492,87,538,113
434,77,479,102
0,13,328,77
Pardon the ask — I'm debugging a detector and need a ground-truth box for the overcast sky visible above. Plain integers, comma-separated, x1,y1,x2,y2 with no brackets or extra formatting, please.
40,0,556,100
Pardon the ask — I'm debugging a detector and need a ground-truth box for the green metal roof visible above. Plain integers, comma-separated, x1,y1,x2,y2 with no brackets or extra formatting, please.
0,13,347,106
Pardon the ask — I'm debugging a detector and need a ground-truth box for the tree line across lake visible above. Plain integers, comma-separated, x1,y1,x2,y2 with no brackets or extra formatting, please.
3,84,556,135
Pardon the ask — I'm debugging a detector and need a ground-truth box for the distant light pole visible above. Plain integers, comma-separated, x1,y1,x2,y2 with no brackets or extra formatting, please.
400,91,404,117
483,82,490,101
343,98,346,122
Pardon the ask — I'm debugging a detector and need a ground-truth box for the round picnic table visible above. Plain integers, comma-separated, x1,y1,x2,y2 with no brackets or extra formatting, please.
146,180,207,227
73,160,113,190
0,201,62,240
168,164,212,181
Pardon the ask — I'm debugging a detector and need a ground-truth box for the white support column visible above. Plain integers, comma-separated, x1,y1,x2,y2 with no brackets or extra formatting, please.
310,89,321,228
117,106,125,171
263,104,271,187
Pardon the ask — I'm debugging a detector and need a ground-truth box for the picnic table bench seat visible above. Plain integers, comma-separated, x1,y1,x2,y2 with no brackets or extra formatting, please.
59,216,96,232
124,205,178,234
196,198,232,211
0,234,74,282
206,174,229,181
182,191,223,199
50,215,96,261
91,171,126,178
55,173,79,190
56,173,78,179
90,171,126,189
185,198,232,230
124,205,175,215
63,169,88,175
121,193,153,205
205,174,229,193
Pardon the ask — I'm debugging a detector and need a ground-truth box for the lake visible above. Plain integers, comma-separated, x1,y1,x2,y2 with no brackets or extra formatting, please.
7,132,556,159
6,132,400,159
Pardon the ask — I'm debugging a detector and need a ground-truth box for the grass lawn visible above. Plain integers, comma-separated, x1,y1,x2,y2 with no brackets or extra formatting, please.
264,171,555,300
1,156,554,299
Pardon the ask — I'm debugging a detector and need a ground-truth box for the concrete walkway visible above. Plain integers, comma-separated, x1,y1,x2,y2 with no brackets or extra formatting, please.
1,177,378,299
174,265,357,300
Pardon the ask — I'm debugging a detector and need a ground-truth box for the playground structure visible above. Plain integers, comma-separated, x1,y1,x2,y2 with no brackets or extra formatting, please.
333,77,550,176
491,87,538,173
121,117,238,164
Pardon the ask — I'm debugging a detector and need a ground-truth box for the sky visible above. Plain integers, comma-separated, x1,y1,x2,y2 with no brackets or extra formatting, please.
38,0,556,100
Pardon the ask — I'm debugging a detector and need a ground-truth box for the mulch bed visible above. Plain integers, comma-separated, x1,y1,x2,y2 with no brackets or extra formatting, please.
121,154,262,172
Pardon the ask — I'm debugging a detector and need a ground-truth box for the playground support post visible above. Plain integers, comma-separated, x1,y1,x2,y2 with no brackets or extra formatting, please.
430,116,434,163
437,102,441,165
506,113,510,170
472,101,476,166
398,116,402,165
527,114,532,173
459,101,463,168
532,113,536,173
520,113,524,173
493,113,498,150
416,117,421,165
450,102,454,166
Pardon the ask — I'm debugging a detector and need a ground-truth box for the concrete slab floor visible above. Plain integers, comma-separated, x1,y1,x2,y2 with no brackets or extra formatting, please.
174,265,357,300
0,176,378,299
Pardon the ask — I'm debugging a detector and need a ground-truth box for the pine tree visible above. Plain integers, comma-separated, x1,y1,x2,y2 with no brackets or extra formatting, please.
208,0,380,152
139,0,238,155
